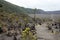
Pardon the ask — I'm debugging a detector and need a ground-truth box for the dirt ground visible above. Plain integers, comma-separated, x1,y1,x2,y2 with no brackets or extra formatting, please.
35,23,60,40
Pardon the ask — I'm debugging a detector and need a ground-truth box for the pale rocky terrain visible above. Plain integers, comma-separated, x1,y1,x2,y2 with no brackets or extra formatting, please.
35,23,60,40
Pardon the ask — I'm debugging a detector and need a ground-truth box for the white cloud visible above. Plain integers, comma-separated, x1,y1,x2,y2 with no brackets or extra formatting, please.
5,0,60,11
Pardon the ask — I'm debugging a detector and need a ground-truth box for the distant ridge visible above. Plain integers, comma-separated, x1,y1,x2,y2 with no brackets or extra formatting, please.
46,11,60,14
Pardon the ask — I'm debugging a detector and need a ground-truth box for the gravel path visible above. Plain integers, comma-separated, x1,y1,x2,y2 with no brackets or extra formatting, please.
35,23,59,40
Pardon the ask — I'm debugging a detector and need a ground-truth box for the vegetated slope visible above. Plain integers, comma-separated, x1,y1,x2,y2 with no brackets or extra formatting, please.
0,0,34,28
0,0,34,14
0,0,27,14
0,0,47,14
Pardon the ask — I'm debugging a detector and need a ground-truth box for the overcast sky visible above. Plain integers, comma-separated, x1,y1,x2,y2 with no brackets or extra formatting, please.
5,0,60,11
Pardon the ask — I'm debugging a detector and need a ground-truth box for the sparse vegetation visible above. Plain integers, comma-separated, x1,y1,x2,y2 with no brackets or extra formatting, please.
0,0,60,40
